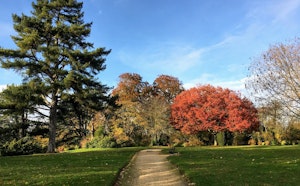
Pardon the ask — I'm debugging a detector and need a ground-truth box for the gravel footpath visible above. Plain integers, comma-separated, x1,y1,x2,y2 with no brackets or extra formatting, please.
115,149,188,186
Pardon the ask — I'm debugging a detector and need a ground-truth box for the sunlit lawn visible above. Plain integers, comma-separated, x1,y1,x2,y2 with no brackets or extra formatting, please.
167,145,300,186
0,147,143,186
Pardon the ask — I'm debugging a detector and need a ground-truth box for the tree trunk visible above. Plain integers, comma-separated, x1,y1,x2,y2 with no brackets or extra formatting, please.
233,132,238,146
213,133,218,146
21,112,28,138
216,132,225,146
47,96,58,153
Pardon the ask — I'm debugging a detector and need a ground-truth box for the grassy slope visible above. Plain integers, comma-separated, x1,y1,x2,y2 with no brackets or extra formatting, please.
168,145,300,186
0,147,142,186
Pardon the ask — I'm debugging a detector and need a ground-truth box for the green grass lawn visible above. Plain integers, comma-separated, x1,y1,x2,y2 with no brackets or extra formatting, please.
167,145,300,186
0,147,143,186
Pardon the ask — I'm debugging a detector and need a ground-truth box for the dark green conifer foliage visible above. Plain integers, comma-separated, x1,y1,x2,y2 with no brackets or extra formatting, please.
0,0,110,152
0,84,42,139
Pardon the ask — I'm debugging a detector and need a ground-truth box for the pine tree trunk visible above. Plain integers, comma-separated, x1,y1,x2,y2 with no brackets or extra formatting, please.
47,96,58,153
21,112,28,138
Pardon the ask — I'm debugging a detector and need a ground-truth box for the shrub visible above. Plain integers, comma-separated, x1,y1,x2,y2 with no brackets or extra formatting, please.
233,132,250,145
86,136,116,148
248,138,256,145
34,135,48,149
183,135,204,147
216,132,225,146
281,140,288,145
0,136,46,156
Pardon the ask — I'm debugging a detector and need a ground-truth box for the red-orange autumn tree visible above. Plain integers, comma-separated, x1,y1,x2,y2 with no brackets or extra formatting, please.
171,85,259,145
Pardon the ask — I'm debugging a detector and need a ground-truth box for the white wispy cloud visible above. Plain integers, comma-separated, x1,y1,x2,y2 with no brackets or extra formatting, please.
220,0,300,52
247,0,300,38
182,0,300,97
183,75,249,95
117,35,240,77
270,0,300,24
118,43,205,75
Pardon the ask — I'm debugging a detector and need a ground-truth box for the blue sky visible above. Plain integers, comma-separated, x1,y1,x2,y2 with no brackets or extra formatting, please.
1,0,300,95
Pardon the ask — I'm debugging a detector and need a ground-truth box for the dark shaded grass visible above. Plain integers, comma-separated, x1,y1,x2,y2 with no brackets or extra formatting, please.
0,147,143,186
167,145,300,186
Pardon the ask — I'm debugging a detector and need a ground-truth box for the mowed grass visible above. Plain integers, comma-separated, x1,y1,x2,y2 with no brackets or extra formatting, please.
168,145,300,186
0,147,143,186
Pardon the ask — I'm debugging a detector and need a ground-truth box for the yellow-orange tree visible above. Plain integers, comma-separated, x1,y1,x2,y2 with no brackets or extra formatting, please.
110,73,183,146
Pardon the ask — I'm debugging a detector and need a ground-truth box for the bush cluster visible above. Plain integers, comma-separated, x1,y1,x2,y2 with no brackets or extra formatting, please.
0,136,46,156
86,136,117,148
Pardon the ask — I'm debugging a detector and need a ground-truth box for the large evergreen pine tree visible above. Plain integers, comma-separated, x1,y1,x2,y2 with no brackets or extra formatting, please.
0,0,111,152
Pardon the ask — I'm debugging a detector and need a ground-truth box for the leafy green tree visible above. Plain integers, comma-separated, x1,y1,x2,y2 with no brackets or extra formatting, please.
0,84,43,138
0,0,110,152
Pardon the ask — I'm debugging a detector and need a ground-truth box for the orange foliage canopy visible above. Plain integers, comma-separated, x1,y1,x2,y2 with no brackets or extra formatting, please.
171,85,259,134
111,73,151,103
153,75,184,103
